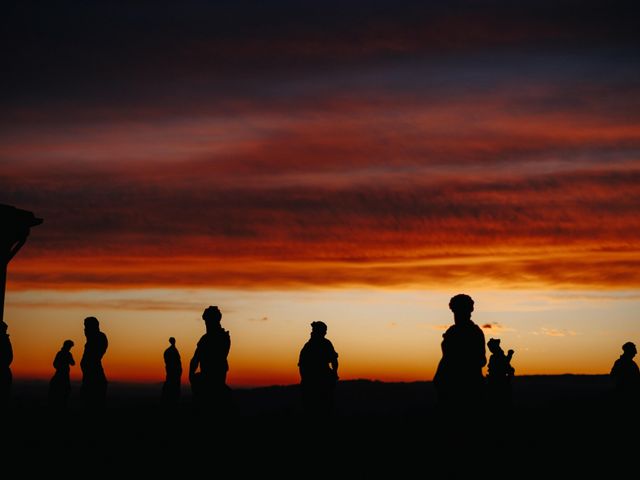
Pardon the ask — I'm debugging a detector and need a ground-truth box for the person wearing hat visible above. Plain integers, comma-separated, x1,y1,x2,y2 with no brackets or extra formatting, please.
433,294,487,409
298,321,339,417
189,306,231,407
610,341,640,404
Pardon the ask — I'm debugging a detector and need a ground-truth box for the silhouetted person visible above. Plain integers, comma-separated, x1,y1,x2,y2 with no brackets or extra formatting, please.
48,339,75,409
162,337,182,404
189,306,231,408
80,316,108,409
298,321,339,417
0,320,12,406
433,294,486,409
610,342,640,405
486,338,514,408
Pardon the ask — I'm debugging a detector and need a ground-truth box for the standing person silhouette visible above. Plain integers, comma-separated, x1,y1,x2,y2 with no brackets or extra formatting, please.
610,341,640,405
189,306,231,408
162,337,182,405
80,316,108,409
48,339,75,409
486,338,515,408
298,321,339,417
0,321,12,406
433,294,487,409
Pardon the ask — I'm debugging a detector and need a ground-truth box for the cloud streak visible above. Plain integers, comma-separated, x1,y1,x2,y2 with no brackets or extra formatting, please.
2,1,638,291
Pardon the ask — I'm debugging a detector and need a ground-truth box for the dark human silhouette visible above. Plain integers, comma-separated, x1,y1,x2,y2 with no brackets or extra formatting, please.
0,204,42,328
80,316,108,408
189,306,231,408
610,341,640,405
298,321,339,417
486,338,514,408
162,337,182,404
433,294,487,409
48,339,75,409
0,320,12,405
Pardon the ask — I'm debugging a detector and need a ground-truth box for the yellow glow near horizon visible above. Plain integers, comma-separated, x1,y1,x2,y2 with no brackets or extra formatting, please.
5,287,637,386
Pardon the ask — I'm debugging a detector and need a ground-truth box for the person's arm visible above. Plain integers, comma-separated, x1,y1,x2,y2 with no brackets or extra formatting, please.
69,353,75,366
331,356,339,381
479,332,487,368
224,331,231,357
189,347,200,382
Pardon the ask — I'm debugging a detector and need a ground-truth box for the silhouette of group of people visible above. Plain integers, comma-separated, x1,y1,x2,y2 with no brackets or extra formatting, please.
0,296,638,414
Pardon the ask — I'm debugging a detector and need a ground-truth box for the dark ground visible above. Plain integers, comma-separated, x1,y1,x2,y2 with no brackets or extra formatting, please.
2,376,636,478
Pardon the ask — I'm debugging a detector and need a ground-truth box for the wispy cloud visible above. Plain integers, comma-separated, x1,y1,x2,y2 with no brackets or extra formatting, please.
534,327,579,337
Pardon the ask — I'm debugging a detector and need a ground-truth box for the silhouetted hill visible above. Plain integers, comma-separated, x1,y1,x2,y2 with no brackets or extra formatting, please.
2,375,636,477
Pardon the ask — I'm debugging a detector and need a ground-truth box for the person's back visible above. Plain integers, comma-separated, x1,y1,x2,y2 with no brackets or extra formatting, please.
299,336,338,385
196,328,230,381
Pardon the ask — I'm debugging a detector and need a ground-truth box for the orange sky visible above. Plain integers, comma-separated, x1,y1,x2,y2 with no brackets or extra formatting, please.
2,1,639,385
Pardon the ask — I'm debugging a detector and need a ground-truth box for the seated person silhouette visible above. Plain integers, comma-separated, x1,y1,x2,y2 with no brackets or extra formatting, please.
486,338,515,408
298,321,339,417
80,316,108,409
162,337,182,405
48,339,75,409
610,341,640,404
189,306,231,408
433,294,487,409
0,320,12,406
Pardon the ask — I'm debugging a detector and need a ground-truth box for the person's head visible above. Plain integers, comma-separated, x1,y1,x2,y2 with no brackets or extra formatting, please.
311,321,328,337
202,306,222,330
622,341,637,357
449,294,474,322
169,337,176,346
487,338,501,354
0,320,7,334
84,316,100,335
63,339,74,351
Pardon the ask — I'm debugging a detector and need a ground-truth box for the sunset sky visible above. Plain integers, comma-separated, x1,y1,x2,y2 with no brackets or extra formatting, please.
2,1,639,386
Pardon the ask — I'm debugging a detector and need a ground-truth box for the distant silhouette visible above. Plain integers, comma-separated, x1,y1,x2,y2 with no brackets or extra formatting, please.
80,316,108,408
610,342,640,404
48,339,75,409
298,321,339,416
0,320,12,405
486,338,514,408
433,294,486,408
162,337,182,404
189,306,231,408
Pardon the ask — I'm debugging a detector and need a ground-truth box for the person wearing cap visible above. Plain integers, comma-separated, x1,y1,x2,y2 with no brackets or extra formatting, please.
433,294,487,409
80,316,109,408
189,306,231,406
298,321,339,416
0,320,12,405
610,341,640,403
